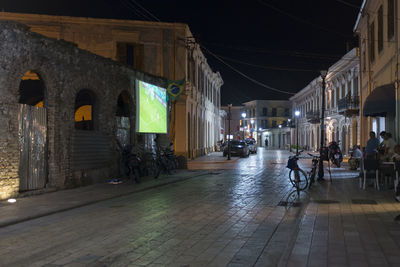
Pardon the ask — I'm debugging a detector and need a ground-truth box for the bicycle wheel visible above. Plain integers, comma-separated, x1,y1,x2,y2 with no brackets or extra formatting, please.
289,169,308,190
308,169,316,188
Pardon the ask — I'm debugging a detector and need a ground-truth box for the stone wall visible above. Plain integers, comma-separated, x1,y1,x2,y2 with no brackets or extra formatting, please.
0,21,166,199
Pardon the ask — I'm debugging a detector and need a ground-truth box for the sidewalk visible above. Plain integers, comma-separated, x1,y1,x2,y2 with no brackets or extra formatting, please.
0,169,208,228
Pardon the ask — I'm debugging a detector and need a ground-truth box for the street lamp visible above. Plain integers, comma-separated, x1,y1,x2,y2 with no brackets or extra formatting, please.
288,119,292,151
250,119,254,138
318,70,328,180
241,112,246,140
278,124,282,149
295,110,300,155
227,104,232,160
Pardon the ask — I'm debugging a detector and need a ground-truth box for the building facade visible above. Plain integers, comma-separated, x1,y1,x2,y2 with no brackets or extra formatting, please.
222,100,291,148
290,48,360,154
221,105,243,141
0,12,223,159
354,0,399,145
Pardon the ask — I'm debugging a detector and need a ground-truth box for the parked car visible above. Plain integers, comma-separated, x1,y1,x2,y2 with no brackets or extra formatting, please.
245,139,257,154
223,140,250,157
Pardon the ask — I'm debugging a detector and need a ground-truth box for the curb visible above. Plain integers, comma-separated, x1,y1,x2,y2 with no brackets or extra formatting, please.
0,171,209,228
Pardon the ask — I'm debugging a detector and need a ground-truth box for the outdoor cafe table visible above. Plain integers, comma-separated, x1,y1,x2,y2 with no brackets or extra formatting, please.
379,161,396,190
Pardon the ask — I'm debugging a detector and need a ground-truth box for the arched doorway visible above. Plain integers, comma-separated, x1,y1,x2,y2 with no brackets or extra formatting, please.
352,120,358,146
341,125,347,154
116,91,132,148
18,71,48,192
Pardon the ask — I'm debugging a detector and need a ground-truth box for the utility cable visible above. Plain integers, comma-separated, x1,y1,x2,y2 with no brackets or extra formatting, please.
200,45,296,95
214,54,319,73
333,0,361,10
120,0,153,21
130,0,161,21
202,41,360,63
256,0,353,38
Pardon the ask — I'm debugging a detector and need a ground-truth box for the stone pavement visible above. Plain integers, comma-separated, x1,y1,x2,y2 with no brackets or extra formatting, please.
188,152,240,170
1,149,400,267
0,169,208,228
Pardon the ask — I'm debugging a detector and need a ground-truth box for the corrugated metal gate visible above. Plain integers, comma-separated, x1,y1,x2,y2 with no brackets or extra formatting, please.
18,104,47,191
116,116,130,148
71,131,110,170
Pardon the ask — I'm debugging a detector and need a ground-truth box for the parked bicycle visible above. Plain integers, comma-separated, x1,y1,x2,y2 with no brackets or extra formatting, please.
121,145,141,183
287,154,308,196
307,153,320,189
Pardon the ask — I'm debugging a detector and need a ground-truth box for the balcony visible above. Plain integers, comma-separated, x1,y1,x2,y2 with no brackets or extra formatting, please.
338,95,360,116
306,111,320,124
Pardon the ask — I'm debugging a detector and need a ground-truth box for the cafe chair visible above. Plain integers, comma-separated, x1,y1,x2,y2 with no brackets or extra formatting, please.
361,158,379,190
394,160,400,195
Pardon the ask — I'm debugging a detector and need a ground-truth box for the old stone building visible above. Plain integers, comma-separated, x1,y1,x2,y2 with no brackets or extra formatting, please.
0,12,223,159
0,21,165,199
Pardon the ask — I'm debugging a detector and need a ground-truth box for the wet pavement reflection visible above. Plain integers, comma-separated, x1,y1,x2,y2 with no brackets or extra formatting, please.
1,149,400,266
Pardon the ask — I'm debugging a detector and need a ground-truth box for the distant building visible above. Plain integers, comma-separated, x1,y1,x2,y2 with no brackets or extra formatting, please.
222,100,291,148
242,100,291,148
221,105,243,141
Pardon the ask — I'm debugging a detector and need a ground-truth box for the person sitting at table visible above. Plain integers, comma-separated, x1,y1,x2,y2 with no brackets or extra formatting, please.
365,131,380,159
392,145,400,161
378,132,396,161
349,145,362,170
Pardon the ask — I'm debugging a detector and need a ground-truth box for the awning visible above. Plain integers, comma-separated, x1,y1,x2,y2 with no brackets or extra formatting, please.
363,83,395,117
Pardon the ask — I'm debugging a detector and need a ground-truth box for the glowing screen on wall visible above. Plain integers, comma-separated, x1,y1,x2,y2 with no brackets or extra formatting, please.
136,80,167,133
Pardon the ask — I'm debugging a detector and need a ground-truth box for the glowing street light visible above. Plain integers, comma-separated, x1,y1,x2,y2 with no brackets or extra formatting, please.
295,110,300,155
241,112,247,139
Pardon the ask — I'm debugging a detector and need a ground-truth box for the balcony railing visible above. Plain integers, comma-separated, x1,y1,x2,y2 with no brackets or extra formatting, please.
306,111,320,124
338,95,360,116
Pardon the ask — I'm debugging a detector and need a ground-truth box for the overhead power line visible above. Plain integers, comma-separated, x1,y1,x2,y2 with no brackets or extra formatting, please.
120,0,152,21
130,0,161,21
333,0,361,9
214,54,319,72
202,41,361,62
200,45,296,95
256,0,352,38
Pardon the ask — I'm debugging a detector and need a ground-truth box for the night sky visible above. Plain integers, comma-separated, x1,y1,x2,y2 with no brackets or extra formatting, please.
1,0,362,105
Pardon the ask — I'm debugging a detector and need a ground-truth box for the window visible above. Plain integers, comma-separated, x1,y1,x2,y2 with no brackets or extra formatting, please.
284,108,290,116
378,5,383,52
262,107,268,116
272,120,277,127
347,81,352,97
354,77,359,96
116,43,143,70
75,90,96,130
369,21,375,62
19,71,45,107
272,108,277,116
362,41,366,71
253,108,256,117
388,0,395,39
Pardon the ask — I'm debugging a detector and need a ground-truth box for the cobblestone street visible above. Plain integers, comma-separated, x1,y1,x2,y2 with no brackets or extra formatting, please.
1,149,400,267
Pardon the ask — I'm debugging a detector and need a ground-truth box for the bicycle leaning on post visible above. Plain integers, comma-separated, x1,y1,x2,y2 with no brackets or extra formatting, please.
286,153,309,196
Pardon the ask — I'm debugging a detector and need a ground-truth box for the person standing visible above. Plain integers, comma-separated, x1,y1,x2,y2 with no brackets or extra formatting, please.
265,138,268,148
365,131,380,159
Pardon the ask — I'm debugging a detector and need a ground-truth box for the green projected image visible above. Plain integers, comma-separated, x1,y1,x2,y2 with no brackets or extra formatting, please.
136,80,167,133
